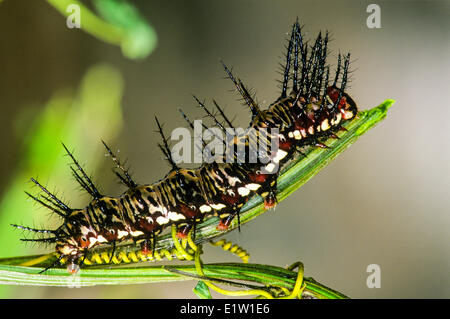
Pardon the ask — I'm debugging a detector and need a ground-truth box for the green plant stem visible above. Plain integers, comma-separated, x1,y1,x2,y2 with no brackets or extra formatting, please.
0,262,347,299
47,0,124,45
46,0,157,59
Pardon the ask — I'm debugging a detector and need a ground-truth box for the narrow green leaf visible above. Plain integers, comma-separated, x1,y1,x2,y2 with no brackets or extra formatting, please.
193,281,212,299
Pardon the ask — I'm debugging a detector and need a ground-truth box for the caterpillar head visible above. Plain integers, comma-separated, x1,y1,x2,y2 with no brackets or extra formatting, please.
54,209,103,271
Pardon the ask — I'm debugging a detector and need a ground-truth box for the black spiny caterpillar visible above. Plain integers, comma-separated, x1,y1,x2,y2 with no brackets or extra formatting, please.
13,20,357,273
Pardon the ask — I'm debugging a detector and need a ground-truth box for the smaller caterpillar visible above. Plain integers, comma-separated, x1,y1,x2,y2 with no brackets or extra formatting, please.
13,20,357,273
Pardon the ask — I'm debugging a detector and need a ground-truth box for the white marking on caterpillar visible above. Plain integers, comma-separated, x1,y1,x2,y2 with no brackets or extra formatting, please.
343,110,354,120
264,163,276,173
148,205,159,213
300,129,307,138
168,211,186,221
321,118,330,131
60,246,73,255
117,230,128,239
210,203,226,210
227,176,241,187
237,187,251,196
200,205,212,213
135,200,144,210
331,113,342,125
246,183,261,191
80,226,91,236
87,234,107,247
273,149,288,163
96,235,108,243
156,216,170,225
86,237,97,247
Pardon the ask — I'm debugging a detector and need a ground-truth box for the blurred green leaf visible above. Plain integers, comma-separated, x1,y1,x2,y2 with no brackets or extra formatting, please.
0,64,124,297
93,0,157,59
47,0,157,59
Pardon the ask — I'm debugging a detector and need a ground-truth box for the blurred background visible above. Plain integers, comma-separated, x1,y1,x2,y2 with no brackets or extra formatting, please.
0,0,448,298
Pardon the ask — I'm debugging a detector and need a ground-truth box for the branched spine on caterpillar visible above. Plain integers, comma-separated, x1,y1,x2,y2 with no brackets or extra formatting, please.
12,20,357,273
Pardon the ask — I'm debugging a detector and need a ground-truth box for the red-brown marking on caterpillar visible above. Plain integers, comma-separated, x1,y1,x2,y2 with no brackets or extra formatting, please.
216,219,230,231
264,197,277,210
249,172,270,184
140,240,152,256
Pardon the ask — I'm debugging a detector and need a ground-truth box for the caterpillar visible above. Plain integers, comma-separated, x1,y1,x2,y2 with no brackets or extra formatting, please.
12,20,357,273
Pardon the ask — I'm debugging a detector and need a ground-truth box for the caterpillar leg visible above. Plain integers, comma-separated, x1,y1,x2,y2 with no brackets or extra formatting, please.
314,141,329,149
176,224,192,239
176,220,198,240
171,224,194,261
264,191,278,210
216,213,235,231
263,179,278,210
328,132,340,140
169,226,198,261
139,231,159,258
140,238,153,256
